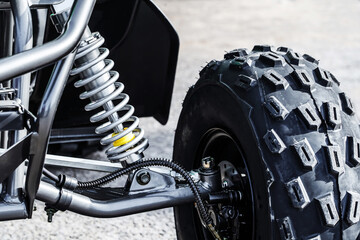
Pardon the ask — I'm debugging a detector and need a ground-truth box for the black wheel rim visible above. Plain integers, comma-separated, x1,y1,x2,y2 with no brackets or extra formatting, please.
194,128,255,240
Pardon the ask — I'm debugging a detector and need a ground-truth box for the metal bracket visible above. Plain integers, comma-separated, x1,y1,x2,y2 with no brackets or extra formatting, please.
0,88,15,97
129,169,176,194
0,99,24,112
0,99,36,131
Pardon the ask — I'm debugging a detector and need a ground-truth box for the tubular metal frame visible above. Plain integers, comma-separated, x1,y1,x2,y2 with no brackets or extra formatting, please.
7,0,33,202
0,0,212,222
0,0,95,82
0,0,97,219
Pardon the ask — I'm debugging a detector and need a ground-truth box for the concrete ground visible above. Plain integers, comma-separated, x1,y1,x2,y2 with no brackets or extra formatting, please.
1,0,360,239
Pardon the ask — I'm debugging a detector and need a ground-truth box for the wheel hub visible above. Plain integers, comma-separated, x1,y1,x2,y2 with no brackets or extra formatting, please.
196,128,255,239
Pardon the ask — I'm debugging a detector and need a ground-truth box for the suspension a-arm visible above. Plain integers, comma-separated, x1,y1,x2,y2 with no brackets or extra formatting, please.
37,168,209,219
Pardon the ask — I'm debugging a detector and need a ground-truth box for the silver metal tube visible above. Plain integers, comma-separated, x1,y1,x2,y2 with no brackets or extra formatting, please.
36,181,61,204
0,148,123,173
7,0,33,197
0,0,96,82
36,181,201,218
0,202,27,221
44,154,123,172
0,10,13,59
25,51,77,216
0,10,13,147
12,0,33,56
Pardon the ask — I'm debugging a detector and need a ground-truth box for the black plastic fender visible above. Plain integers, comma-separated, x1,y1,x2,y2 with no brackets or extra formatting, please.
36,0,179,132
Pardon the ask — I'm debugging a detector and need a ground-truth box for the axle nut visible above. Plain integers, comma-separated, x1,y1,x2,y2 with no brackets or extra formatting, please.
202,157,215,170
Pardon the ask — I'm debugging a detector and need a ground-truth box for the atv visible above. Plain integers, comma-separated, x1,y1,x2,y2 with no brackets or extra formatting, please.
0,0,359,239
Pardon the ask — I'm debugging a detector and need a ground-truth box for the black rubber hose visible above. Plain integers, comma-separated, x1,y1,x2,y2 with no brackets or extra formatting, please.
77,158,212,225
43,168,60,183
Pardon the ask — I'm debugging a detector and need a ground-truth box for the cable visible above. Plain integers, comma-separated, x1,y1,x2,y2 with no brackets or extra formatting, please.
43,168,59,183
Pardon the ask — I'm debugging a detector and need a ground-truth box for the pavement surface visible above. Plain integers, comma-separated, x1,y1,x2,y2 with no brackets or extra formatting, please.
1,0,360,239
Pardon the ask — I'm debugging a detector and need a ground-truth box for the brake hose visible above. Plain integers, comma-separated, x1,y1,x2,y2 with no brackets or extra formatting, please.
43,168,60,182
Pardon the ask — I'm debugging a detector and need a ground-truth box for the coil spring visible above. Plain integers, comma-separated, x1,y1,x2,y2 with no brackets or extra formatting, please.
70,32,148,162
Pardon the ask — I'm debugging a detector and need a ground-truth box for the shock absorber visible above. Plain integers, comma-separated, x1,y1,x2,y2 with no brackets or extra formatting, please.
70,30,148,164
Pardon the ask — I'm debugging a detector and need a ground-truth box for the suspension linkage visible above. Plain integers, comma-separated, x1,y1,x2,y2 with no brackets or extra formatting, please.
37,168,211,218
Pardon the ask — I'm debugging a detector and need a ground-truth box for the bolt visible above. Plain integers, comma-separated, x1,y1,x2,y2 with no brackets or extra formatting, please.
202,157,215,169
137,171,151,185
226,207,237,219
222,180,228,188
44,207,58,223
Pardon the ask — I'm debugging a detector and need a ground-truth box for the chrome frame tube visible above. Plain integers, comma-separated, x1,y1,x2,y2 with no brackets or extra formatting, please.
0,0,96,82
0,148,123,173
6,0,33,198
44,154,123,173
0,2,28,221
0,9,13,59
25,51,76,216
0,8,13,147
0,201,27,221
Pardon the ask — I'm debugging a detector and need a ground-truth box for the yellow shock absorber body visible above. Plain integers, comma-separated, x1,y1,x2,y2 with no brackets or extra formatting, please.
112,131,136,147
